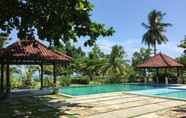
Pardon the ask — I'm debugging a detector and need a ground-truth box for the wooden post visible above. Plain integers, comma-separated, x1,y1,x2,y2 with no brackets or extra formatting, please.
6,64,10,94
143,68,147,84
156,68,159,84
165,68,168,85
53,64,56,87
40,64,43,89
177,68,179,77
1,64,4,93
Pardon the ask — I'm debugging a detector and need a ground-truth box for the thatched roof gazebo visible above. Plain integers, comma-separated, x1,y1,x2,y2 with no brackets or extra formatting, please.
136,53,184,84
0,40,71,95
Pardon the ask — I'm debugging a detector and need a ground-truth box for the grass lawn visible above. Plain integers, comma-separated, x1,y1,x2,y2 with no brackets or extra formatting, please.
0,94,76,118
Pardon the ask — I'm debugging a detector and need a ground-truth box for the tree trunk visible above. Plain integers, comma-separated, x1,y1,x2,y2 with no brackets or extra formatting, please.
154,43,157,56
88,72,95,81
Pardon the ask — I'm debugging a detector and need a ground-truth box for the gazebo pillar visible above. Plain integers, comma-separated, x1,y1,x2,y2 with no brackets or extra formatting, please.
165,68,168,85
1,64,4,93
143,68,147,83
53,64,57,87
40,64,43,89
6,64,10,94
156,68,159,84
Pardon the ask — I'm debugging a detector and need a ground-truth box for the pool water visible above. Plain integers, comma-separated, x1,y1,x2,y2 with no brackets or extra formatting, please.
129,88,186,100
59,83,186,100
59,84,167,96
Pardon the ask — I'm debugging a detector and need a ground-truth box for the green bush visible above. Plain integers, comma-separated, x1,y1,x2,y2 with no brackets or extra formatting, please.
71,77,89,84
11,79,22,89
59,76,71,87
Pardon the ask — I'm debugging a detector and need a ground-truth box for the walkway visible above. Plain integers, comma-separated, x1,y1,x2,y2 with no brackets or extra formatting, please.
51,92,186,118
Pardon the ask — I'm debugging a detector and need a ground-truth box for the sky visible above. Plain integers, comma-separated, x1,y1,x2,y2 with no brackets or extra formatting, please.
9,0,186,60
79,0,186,60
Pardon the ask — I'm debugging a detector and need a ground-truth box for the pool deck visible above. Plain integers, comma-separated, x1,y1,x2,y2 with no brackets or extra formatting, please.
47,92,186,118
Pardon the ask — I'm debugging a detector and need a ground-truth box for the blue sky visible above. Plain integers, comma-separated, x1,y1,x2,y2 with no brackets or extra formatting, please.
9,0,186,60
80,0,186,59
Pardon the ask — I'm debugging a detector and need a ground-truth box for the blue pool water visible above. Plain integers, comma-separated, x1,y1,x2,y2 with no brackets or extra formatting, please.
129,88,186,100
59,83,186,100
59,83,167,96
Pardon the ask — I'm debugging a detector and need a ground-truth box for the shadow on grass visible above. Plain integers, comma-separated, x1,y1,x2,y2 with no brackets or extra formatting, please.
0,93,78,118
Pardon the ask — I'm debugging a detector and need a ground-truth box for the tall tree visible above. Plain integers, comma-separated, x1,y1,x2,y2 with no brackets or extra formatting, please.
103,45,128,77
132,48,152,67
178,35,186,55
142,10,171,55
73,45,106,80
0,0,115,46
177,36,186,65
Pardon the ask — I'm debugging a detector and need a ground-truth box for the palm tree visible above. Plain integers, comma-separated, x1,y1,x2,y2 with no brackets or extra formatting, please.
142,10,172,55
103,45,128,81
178,36,186,55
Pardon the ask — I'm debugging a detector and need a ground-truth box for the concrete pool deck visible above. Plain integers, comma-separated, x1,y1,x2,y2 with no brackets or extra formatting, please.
47,92,186,118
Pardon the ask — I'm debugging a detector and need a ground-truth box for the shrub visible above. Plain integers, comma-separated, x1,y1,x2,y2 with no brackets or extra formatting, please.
71,77,89,84
59,76,71,87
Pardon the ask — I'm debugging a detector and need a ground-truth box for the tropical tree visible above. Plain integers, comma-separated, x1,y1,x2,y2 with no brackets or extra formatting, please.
132,48,152,67
178,35,186,55
177,35,186,65
142,10,172,55
0,0,115,47
12,65,39,88
131,48,152,81
102,45,129,82
73,45,106,80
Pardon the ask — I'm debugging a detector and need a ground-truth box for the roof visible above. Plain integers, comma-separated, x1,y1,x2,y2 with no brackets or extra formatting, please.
136,53,184,68
0,40,72,65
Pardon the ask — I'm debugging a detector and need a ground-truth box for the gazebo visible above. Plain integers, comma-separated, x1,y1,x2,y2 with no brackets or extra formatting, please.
0,39,71,95
136,53,184,84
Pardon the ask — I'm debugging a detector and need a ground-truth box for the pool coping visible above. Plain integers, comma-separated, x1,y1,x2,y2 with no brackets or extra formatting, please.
59,90,186,102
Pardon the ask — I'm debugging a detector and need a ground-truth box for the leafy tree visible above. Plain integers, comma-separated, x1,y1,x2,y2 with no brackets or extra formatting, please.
12,65,39,88
0,32,8,47
131,48,152,81
102,45,129,81
132,48,152,67
142,10,171,55
73,45,106,80
177,36,186,65
0,0,115,46
89,45,105,59
55,41,85,58
179,35,186,55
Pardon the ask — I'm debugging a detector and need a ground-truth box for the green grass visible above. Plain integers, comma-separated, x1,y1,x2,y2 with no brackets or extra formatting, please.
0,94,75,118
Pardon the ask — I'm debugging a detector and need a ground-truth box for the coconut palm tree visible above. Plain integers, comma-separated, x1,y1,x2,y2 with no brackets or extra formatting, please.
103,45,128,81
142,10,172,55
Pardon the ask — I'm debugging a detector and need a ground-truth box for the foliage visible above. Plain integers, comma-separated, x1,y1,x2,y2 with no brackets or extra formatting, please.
0,32,8,47
0,0,115,46
132,48,152,67
71,77,89,84
178,36,186,55
11,65,40,88
72,45,106,80
102,45,128,77
59,76,71,87
142,9,172,54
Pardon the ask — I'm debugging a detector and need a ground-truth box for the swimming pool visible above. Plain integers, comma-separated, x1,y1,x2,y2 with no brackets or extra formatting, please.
129,87,186,100
59,83,167,96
